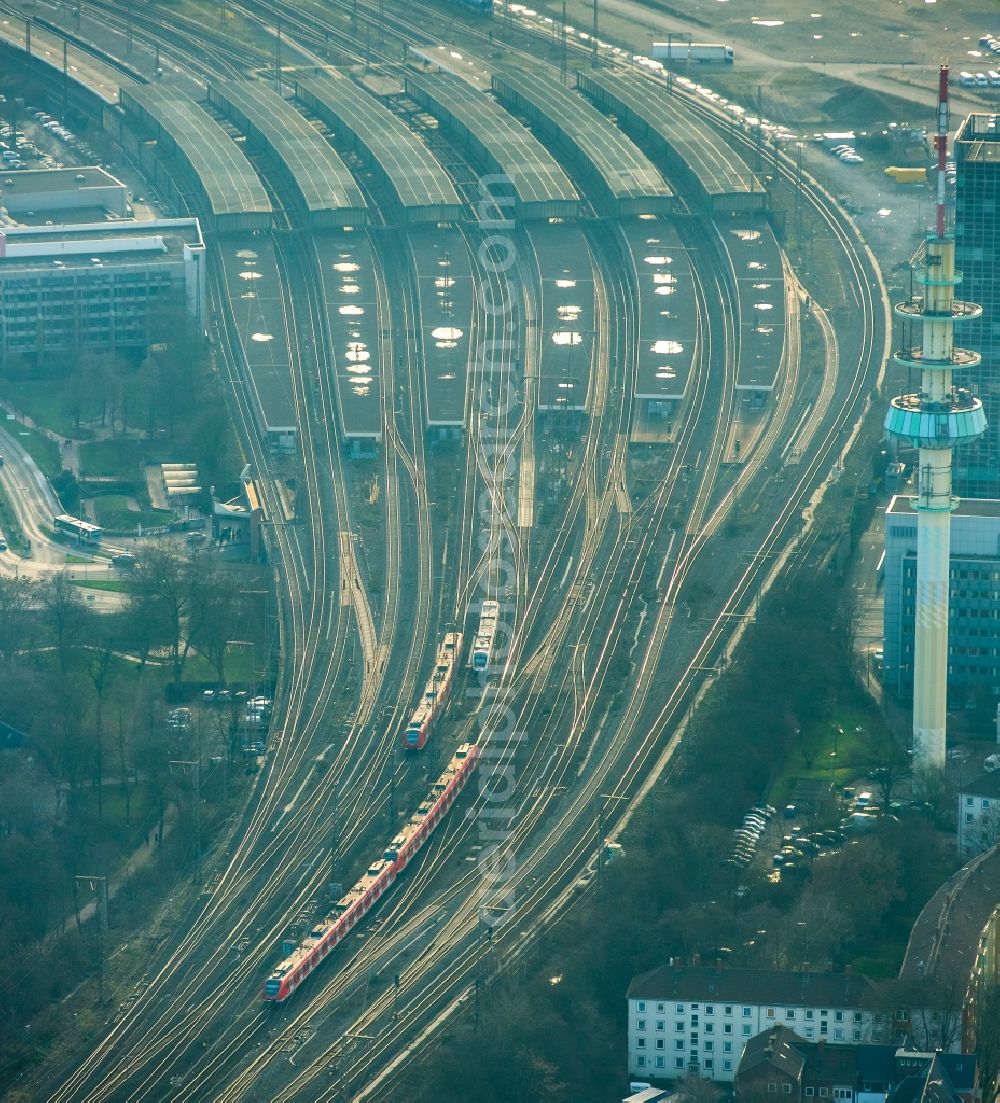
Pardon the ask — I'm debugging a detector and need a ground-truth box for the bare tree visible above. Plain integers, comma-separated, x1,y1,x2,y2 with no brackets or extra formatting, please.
38,571,88,674
860,723,910,806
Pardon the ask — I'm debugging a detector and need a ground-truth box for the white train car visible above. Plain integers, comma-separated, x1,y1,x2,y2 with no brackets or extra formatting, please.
471,600,500,674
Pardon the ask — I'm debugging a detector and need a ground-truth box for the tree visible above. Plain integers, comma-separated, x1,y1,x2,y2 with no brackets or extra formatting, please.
860,723,910,806
133,545,208,681
38,572,88,674
877,973,966,1052
0,577,34,661
86,619,118,818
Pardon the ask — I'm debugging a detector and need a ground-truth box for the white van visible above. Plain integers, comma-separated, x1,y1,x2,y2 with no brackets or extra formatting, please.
989,71,1000,86
975,72,990,87
959,71,976,87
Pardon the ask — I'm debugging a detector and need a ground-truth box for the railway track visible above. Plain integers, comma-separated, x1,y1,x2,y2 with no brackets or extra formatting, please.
8,0,890,1097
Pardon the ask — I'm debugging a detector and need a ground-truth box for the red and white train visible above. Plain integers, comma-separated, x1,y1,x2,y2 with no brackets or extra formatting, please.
262,742,479,1002
403,631,463,750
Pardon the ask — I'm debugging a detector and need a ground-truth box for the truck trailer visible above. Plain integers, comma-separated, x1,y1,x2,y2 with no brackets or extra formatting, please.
651,41,734,63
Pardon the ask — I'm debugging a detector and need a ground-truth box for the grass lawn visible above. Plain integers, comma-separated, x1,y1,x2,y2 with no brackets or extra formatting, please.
768,704,874,808
6,421,63,478
0,379,99,440
91,495,173,532
79,439,146,478
71,579,135,593
182,643,255,685
0,482,25,549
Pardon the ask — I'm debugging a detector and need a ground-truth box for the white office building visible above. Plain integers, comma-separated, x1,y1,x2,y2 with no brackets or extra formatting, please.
627,966,883,1084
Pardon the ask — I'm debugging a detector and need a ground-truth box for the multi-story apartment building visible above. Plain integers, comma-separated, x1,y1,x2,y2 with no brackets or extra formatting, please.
882,495,1000,701
957,770,1000,856
954,113,1000,498
626,966,882,1084
0,218,205,359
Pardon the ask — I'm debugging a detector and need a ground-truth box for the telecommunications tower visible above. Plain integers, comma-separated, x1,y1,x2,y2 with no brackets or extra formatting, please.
884,66,988,772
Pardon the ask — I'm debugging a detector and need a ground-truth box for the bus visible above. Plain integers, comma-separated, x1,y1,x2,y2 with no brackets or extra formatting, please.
54,514,103,544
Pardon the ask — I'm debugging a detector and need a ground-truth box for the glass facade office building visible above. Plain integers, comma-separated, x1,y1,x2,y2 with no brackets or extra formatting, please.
954,113,1000,497
883,496,1000,700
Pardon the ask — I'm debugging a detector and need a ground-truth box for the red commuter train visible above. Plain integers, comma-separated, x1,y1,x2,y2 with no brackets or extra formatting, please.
262,742,479,1002
403,631,463,750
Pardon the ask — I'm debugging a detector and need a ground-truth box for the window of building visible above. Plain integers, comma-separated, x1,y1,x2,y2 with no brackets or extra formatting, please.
744,1007,752,1017
676,1059,685,1070
656,1021,665,1032
806,1010,814,1020
820,1023,828,1035
820,1010,828,1018
743,1025,753,1036
656,1039,665,1051
705,1042,713,1053
783,1084,792,1094
637,1020,646,1031
638,1002,647,1013
853,1030,862,1041
676,1022,685,1032
805,1088,815,1097
835,1028,845,1040
805,1028,815,1039
834,1011,844,1023
705,1024,714,1034
786,1010,795,1020
656,1057,665,1069
853,1012,863,1023
834,1089,853,1099
725,1006,733,1016
724,1061,733,1072
724,1024,733,1035
768,1083,778,1093
767,1008,776,1019
676,1004,685,1014
691,1003,699,1010
705,1059,714,1070
636,1056,646,1068
656,1003,665,1013
724,1042,733,1053
676,1040,684,1051
637,1038,646,1049
819,1088,828,1097
706,1005,714,1015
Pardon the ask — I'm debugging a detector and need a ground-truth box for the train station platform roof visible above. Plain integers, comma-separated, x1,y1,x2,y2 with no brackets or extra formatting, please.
527,222,593,412
404,72,579,221
576,72,766,214
410,228,473,429
621,219,697,405
718,218,786,392
315,232,383,444
207,80,367,229
294,72,462,224
119,85,272,231
218,237,296,453
491,68,674,218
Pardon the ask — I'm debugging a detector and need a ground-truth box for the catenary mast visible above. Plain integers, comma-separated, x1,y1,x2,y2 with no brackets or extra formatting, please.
884,66,988,772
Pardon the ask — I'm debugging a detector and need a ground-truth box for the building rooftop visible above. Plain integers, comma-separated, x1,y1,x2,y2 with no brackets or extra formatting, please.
0,218,203,271
956,113,1000,163
0,165,125,198
294,72,461,218
737,1026,806,1080
120,86,272,222
887,495,1000,519
208,80,367,222
491,67,673,213
627,965,877,1007
577,71,763,201
959,770,1000,798
404,71,579,215
900,844,1000,986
